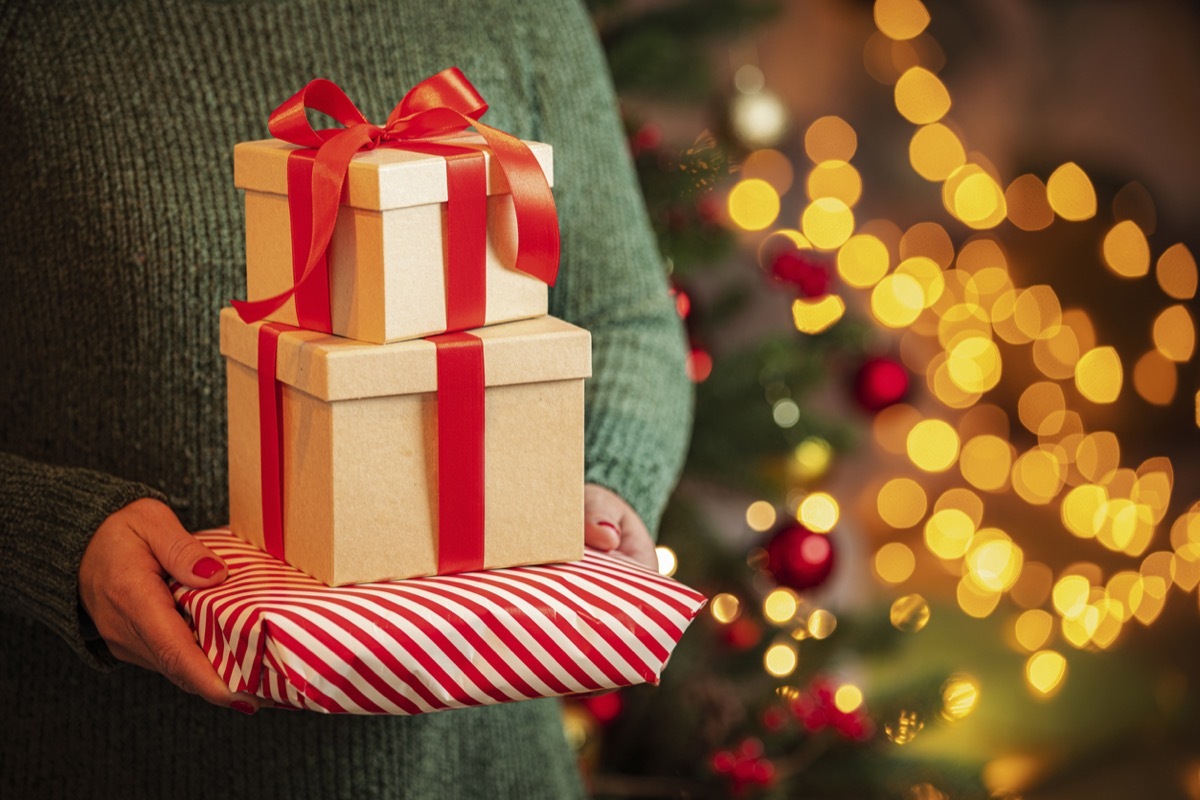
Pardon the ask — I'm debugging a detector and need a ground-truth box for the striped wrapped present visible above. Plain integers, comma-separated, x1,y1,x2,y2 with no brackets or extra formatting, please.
172,529,706,714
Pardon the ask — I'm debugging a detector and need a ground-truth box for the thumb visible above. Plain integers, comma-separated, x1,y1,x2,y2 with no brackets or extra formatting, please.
132,502,229,588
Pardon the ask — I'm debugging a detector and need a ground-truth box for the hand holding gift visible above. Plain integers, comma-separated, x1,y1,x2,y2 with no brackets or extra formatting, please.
78,498,263,714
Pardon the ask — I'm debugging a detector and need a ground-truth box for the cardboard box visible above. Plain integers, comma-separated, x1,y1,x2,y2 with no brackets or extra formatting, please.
234,134,553,344
173,530,708,715
220,307,590,585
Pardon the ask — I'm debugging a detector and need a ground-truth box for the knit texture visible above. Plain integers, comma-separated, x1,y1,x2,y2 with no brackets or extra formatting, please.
0,1,692,797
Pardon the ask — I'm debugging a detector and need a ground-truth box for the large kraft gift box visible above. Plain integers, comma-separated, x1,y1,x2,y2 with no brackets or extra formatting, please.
234,133,553,344
221,307,590,586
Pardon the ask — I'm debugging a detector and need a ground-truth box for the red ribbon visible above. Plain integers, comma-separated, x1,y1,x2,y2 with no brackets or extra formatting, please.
232,68,559,328
255,321,296,561
428,332,487,573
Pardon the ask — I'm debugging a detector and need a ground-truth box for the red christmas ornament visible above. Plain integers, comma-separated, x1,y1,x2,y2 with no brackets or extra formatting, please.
710,737,776,796
630,122,663,155
853,356,909,412
764,523,835,591
579,691,623,725
769,249,830,298
719,615,763,651
789,677,874,742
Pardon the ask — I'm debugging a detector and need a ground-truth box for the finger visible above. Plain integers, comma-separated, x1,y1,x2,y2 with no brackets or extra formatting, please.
615,511,658,572
133,505,228,588
125,575,257,710
584,519,621,550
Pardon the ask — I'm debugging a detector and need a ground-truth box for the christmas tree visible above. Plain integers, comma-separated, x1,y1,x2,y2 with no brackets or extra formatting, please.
573,1,1200,798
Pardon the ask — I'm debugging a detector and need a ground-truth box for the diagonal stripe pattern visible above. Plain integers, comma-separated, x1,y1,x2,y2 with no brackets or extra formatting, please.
171,529,706,715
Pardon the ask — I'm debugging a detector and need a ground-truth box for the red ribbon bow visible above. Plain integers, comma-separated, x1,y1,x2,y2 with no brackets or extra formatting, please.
232,68,560,326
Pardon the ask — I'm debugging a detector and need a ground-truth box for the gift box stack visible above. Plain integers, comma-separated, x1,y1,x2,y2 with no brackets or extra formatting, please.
187,69,705,714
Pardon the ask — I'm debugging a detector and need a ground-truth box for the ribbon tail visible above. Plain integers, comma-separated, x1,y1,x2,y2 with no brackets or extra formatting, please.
471,119,560,286
233,124,377,325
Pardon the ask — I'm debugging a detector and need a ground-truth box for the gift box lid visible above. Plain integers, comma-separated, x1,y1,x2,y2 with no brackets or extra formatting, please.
233,133,554,211
219,308,590,402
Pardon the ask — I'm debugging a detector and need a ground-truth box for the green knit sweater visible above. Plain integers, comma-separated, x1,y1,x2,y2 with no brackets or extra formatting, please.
0,1,691,797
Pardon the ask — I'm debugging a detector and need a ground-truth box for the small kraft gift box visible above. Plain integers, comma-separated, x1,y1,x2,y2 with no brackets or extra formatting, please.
221,307,591,586
234,134,553,344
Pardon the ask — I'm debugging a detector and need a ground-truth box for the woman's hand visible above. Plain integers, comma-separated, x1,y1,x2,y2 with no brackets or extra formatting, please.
78,498,262,714
583,484,657,571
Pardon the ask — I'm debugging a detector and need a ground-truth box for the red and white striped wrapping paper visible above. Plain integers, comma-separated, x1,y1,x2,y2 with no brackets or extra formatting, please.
172,529,706,714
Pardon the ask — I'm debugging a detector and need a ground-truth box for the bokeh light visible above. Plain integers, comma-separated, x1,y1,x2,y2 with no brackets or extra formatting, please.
907,419,960,472
1046,162,1097,221
1075,346,1123,403
801,197,856,249
728,179,780,230
875,542,917,583
1157,243,1198,300
874,0,931,41
894,67,951,124
1102,220,1151,278
909,123,965,181
837,234,891,287
804,115,857,163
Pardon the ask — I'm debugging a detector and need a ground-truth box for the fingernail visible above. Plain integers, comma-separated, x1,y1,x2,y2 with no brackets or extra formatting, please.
230,701,257,716
193,557,224,579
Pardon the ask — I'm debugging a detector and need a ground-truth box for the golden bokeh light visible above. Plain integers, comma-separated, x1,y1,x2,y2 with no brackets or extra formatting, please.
837,233,891,288
1013,285,1063,341
925,508,976,559
900,222,955,268
1075,346,1123,404
764,643,799,677
792,437,834,482
951,168,1007,229
1025,650,1067,697
807,608,838,639
896,256,946,308
1152,304,1196,362
798,492,840,533
907,418,961,472
834,683,865,713
801,197,856,249
1011,562,1054,609
741,148,795,194
727,179,780,231
874,403,922,454
874,0,931,40
909,123,966,182
1032,324,1082,380
1102,220,1151,278
928,353,983,409
745,500,777,532
1046,162,1097,221
957,576,1001,618
1156,243,1198,300
883,709,925,744
966,533,1023,592
875,542,917,583
956,237,1006,274
764,588,801,625
807,160,863,206
1076,431,1120,482
1014,609,1054,652
894,67,951,124
710,593,742,624
958,403,1010,439
792,295,847,334
1061,484,1107,539
871,273,925,328
946,336,1002,393
937,303,990,351
1133,350,1177,405
934,487,985,527
878,477,929,528
1018,382,1066,435
890,593,931,632
1012,447,1066,505
656,546,678,576
1053,575,1091,619
1005,174,1055,231
941,675,980,722
960,434,1012,492
804,115,858,163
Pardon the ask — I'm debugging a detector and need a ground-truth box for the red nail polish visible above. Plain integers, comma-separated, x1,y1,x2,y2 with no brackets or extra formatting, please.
192,557,223,578
598,521,620,534
230,701,257,715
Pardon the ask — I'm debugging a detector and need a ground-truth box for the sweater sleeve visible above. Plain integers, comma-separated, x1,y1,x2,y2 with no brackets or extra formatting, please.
521,1,693,534
0,452,166,669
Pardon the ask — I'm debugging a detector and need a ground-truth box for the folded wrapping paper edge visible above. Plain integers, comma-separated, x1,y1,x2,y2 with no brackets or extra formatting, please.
172,529,706,715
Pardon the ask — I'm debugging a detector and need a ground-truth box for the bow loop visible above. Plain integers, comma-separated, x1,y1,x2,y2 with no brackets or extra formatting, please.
268,78,371,147
388,67,488,129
